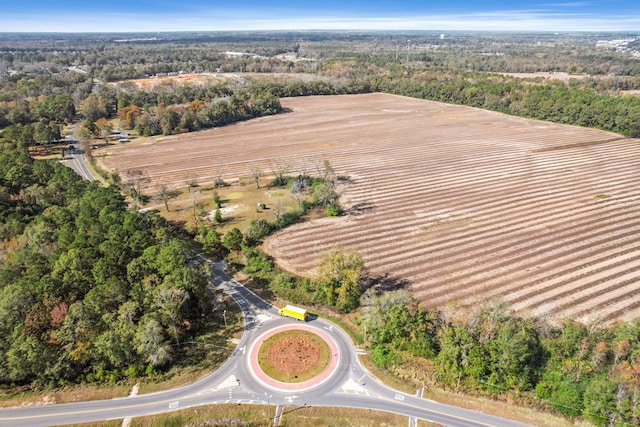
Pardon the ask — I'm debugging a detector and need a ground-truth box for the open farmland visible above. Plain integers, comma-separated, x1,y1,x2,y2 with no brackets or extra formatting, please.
96,93,640,325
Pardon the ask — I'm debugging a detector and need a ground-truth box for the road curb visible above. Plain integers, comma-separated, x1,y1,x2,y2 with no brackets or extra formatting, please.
247,323,340,392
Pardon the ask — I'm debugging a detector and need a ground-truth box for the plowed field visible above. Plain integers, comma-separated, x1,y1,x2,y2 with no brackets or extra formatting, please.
96,93,640,324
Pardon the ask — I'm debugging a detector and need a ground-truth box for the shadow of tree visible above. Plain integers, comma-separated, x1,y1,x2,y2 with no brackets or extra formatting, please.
343,200,376,216
362,272,410,293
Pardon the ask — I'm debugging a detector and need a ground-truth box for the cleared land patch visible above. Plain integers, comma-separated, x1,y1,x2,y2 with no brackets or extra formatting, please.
96,93,640,324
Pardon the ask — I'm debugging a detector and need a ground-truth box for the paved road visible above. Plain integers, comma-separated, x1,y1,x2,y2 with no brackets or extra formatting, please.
62,125,96,181
0,259,531,427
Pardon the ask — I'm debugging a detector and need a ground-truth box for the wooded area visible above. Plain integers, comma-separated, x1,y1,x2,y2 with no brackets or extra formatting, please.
0,150,215,387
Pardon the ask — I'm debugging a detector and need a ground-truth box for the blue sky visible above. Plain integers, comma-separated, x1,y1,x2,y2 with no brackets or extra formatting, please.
1,1,639,32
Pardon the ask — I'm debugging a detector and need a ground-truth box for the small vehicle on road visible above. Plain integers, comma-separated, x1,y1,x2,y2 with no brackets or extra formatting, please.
278,304,308,321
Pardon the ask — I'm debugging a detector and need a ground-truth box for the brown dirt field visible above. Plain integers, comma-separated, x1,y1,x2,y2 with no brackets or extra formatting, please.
110,73,224,89
265,334,321,376
498,71,590,81
111,72,322,90
95,93,640,325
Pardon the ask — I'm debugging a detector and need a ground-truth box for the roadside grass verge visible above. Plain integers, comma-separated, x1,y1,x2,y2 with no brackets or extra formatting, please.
74,404,411,427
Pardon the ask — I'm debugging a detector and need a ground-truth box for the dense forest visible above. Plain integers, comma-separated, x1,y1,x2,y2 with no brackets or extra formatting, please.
0,149,215,386
1,30,640,424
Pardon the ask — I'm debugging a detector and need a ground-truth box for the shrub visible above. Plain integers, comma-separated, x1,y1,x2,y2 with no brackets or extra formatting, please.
370,344,399,369
245,218,271,243
326,204,341,216
243,248,274,277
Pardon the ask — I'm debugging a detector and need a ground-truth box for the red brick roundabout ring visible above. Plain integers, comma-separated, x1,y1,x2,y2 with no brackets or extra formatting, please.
248,323,340,392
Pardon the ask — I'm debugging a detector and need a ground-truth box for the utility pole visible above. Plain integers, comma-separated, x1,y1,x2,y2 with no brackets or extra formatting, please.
265,392,272,422
363,323,367,345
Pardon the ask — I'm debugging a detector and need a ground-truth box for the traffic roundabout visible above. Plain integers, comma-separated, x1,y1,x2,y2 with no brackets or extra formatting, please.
247,323,340,392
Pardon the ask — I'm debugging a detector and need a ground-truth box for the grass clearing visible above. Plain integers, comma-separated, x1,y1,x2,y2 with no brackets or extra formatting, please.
58,421,122,427
150,181,303,235
128,404,272,427
279,405,408,426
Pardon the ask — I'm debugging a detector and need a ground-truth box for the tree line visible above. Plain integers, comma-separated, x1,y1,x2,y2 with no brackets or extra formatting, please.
4,32,639,80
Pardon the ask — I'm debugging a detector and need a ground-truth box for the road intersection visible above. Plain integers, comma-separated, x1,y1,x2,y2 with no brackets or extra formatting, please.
0,259,531,426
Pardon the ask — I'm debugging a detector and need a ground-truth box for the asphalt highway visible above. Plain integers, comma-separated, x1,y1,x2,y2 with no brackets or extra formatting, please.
62,127,96,181
0,259,531,427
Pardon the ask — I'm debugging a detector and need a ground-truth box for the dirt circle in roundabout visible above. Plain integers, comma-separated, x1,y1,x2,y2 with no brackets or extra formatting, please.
258,329,331,383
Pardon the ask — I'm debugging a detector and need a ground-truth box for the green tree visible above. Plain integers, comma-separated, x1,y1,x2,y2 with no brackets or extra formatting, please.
485,317,545,392
34,94,76,124
203,228,226,259
534,370,585,417
214,208,223,223
33,122,61,146
435,324,487,390
582,376,618,426
154,284,188,345
6,329,49,384
223,227,243,252
312,247,366,313
81,94,108,122
245,218,271,243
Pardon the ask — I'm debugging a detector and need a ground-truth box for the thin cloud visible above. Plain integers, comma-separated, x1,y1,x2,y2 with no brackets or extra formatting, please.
542,2,591,6
0,9,639,32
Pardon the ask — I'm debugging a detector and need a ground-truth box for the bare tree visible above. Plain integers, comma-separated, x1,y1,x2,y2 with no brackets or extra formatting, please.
188,190,205,231
297,158,308,178
312,157,336,181
273,199,284,222
270,157,290,186
315,160,339,206
124,169,150,208
289,178,307,206
248,163,261,189
312,157,323,178
321,159,335,181
184,174,198,193
213,159,226,187
157,184,180,212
